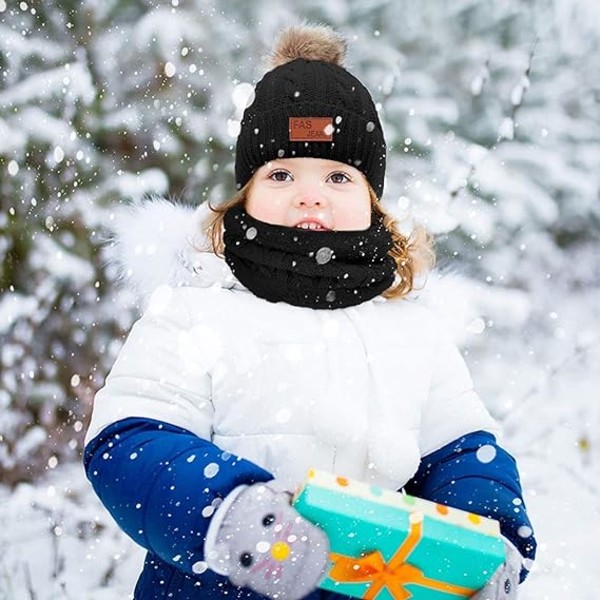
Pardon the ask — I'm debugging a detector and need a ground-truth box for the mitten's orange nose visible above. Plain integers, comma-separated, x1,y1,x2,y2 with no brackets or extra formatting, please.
271,541,291,561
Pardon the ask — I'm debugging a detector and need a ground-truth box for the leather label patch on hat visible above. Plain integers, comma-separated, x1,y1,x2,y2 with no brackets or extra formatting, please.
289,117,333,142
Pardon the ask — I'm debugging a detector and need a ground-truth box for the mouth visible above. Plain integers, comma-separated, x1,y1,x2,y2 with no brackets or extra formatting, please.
295,220,331,231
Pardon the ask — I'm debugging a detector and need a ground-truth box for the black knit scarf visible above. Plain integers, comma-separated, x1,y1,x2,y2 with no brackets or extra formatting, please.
222,204,396,309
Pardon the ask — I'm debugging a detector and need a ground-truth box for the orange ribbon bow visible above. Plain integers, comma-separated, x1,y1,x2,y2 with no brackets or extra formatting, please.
328,517,476,600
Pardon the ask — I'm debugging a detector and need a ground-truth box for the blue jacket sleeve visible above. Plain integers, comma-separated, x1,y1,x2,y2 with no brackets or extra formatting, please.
83,417,273,574
403,431,536,582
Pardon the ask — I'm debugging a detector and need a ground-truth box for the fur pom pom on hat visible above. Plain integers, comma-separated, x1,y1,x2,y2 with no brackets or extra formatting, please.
235,24,386,197
267,24,347,68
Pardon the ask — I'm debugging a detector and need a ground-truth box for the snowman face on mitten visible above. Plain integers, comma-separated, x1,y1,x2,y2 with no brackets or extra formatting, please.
215,484,329,599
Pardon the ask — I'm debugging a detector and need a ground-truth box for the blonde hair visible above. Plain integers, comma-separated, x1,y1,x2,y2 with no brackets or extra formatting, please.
204,185,435,301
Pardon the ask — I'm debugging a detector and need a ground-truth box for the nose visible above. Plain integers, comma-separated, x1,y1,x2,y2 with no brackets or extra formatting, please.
292,185,327,209
271,541,291,562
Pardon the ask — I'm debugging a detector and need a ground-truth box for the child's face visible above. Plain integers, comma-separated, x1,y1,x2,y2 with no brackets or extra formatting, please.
245,158,371,231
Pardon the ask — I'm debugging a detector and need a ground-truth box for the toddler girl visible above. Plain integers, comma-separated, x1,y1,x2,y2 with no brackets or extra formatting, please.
85,24,536,600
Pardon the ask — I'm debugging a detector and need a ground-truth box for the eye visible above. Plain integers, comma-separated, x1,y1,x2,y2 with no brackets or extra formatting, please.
239,552,253,568
327,171,351,184
262,513,276,527
268,169,292,182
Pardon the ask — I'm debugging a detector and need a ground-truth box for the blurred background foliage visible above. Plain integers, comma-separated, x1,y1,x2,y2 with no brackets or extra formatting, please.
1,0,599,484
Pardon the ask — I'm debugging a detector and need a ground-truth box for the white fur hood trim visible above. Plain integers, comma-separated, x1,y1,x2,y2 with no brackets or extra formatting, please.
109,198,237,307
108,198,532,345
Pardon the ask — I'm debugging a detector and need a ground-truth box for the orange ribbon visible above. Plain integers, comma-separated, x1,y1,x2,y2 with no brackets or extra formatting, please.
328,518,475,599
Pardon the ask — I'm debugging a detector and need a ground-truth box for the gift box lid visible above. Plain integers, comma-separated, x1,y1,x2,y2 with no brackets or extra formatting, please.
294,468,501,537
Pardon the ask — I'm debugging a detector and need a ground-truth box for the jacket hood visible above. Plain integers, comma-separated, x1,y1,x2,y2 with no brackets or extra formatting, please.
107,198,238,308
107,198,532,343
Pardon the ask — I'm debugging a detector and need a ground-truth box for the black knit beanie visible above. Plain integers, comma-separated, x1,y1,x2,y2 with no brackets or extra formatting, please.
234,25,387,198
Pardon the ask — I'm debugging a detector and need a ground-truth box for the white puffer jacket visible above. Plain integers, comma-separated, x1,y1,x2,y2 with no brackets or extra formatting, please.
86,200,497,491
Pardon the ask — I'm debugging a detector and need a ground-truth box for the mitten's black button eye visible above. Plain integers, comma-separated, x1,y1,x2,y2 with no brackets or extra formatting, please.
504,578,512,594
262,513,276,527
239,552,253,567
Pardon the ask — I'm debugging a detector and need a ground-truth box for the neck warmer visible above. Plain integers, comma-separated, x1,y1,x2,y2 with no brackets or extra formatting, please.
223,204,396,309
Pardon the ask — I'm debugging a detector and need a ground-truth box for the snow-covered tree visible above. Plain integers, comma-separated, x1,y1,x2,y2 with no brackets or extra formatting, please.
1,2,600,598
2,0,599,485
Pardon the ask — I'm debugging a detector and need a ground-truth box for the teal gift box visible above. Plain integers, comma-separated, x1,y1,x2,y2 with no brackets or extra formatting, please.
292,469,505,600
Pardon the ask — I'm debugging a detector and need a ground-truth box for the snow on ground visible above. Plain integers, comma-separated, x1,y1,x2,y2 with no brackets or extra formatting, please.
1,284,599,599
0,463,143,600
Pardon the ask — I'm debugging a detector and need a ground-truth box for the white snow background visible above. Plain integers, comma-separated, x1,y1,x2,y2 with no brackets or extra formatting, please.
1,1,600,599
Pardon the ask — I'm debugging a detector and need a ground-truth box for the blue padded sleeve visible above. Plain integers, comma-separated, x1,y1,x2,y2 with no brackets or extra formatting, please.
83,417,273,574
403,431,536,582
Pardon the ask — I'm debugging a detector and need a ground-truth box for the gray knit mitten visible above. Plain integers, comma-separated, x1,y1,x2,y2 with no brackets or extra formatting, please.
204,482,329,600
472,540,523,600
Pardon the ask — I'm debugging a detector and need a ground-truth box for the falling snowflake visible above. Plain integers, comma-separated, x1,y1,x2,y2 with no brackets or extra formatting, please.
192,561,208,574
476,445,497,464
203,463,219,478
